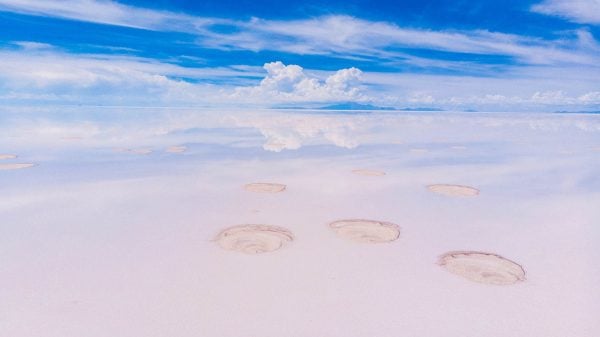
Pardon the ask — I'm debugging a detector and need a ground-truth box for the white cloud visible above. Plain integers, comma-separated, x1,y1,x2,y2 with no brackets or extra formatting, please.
0,45,266,105
407,92,436,104
0,45,368,106
531,90,572,104
411,90,600,108
532,0,600,24
200,15,600,67
578,91,600,103
12,41,54,50
0,0,218,30
1,1,599,68
230,61,365,103
0,45,598,110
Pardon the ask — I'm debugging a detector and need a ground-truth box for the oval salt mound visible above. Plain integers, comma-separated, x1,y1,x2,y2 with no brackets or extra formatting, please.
352,169,386,176
0,154,17,160
244,183,286,193
438,251,526,285
427,184,479,197
114,148,152,155
215,225,294,254
129,148,152,155
329,219,400,243
166,145,186,153
0,163,34,170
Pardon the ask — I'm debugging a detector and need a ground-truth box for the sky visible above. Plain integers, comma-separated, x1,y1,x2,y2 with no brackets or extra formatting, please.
0,0,599,110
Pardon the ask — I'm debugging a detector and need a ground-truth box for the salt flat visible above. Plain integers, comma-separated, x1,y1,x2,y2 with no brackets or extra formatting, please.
0,108,599,337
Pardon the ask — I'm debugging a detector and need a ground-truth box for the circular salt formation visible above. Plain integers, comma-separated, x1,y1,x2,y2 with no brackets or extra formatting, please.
438,251,526,285
427,184,479,197
0,163,35,170
215,224,294,254
129,148,152,155
244,183,286,193
329,219,400,243
352,169,386,176
166,145,186,153
0,154,17,160
114,148,152,155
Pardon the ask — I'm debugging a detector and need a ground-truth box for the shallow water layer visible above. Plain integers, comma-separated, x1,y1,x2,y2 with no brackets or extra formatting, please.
1,108,599,337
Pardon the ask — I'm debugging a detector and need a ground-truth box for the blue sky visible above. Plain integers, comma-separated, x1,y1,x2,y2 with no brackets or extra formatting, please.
0,0,599,110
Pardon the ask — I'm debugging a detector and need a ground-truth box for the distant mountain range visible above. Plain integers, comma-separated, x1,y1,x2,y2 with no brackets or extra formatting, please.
395,107,445,111
318,102,395,110
554,110,600,114
274,102,445,111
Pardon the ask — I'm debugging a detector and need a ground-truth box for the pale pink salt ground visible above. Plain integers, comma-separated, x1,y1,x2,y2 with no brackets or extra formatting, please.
351,169,386,176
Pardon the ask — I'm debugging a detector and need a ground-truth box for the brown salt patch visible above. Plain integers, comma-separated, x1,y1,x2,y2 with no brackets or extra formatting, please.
329,219,400,243
0,163,35,170
438,251,526,285
114,148,152,155
215,224,294,254
244,182,286,193
166,145,187,153
0,154,17,160
129,148,152,155
352,169,386,176
427,184,479,197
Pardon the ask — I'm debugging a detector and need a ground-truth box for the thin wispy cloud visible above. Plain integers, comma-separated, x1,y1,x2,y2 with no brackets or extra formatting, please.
0,0,219,30
1,0,598,67
532,0,600,25
0,45,263,103
200,15,600,67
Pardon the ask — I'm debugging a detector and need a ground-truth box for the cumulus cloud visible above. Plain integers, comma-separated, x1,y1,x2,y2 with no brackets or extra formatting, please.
231,61,365,103
532,0,600,24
